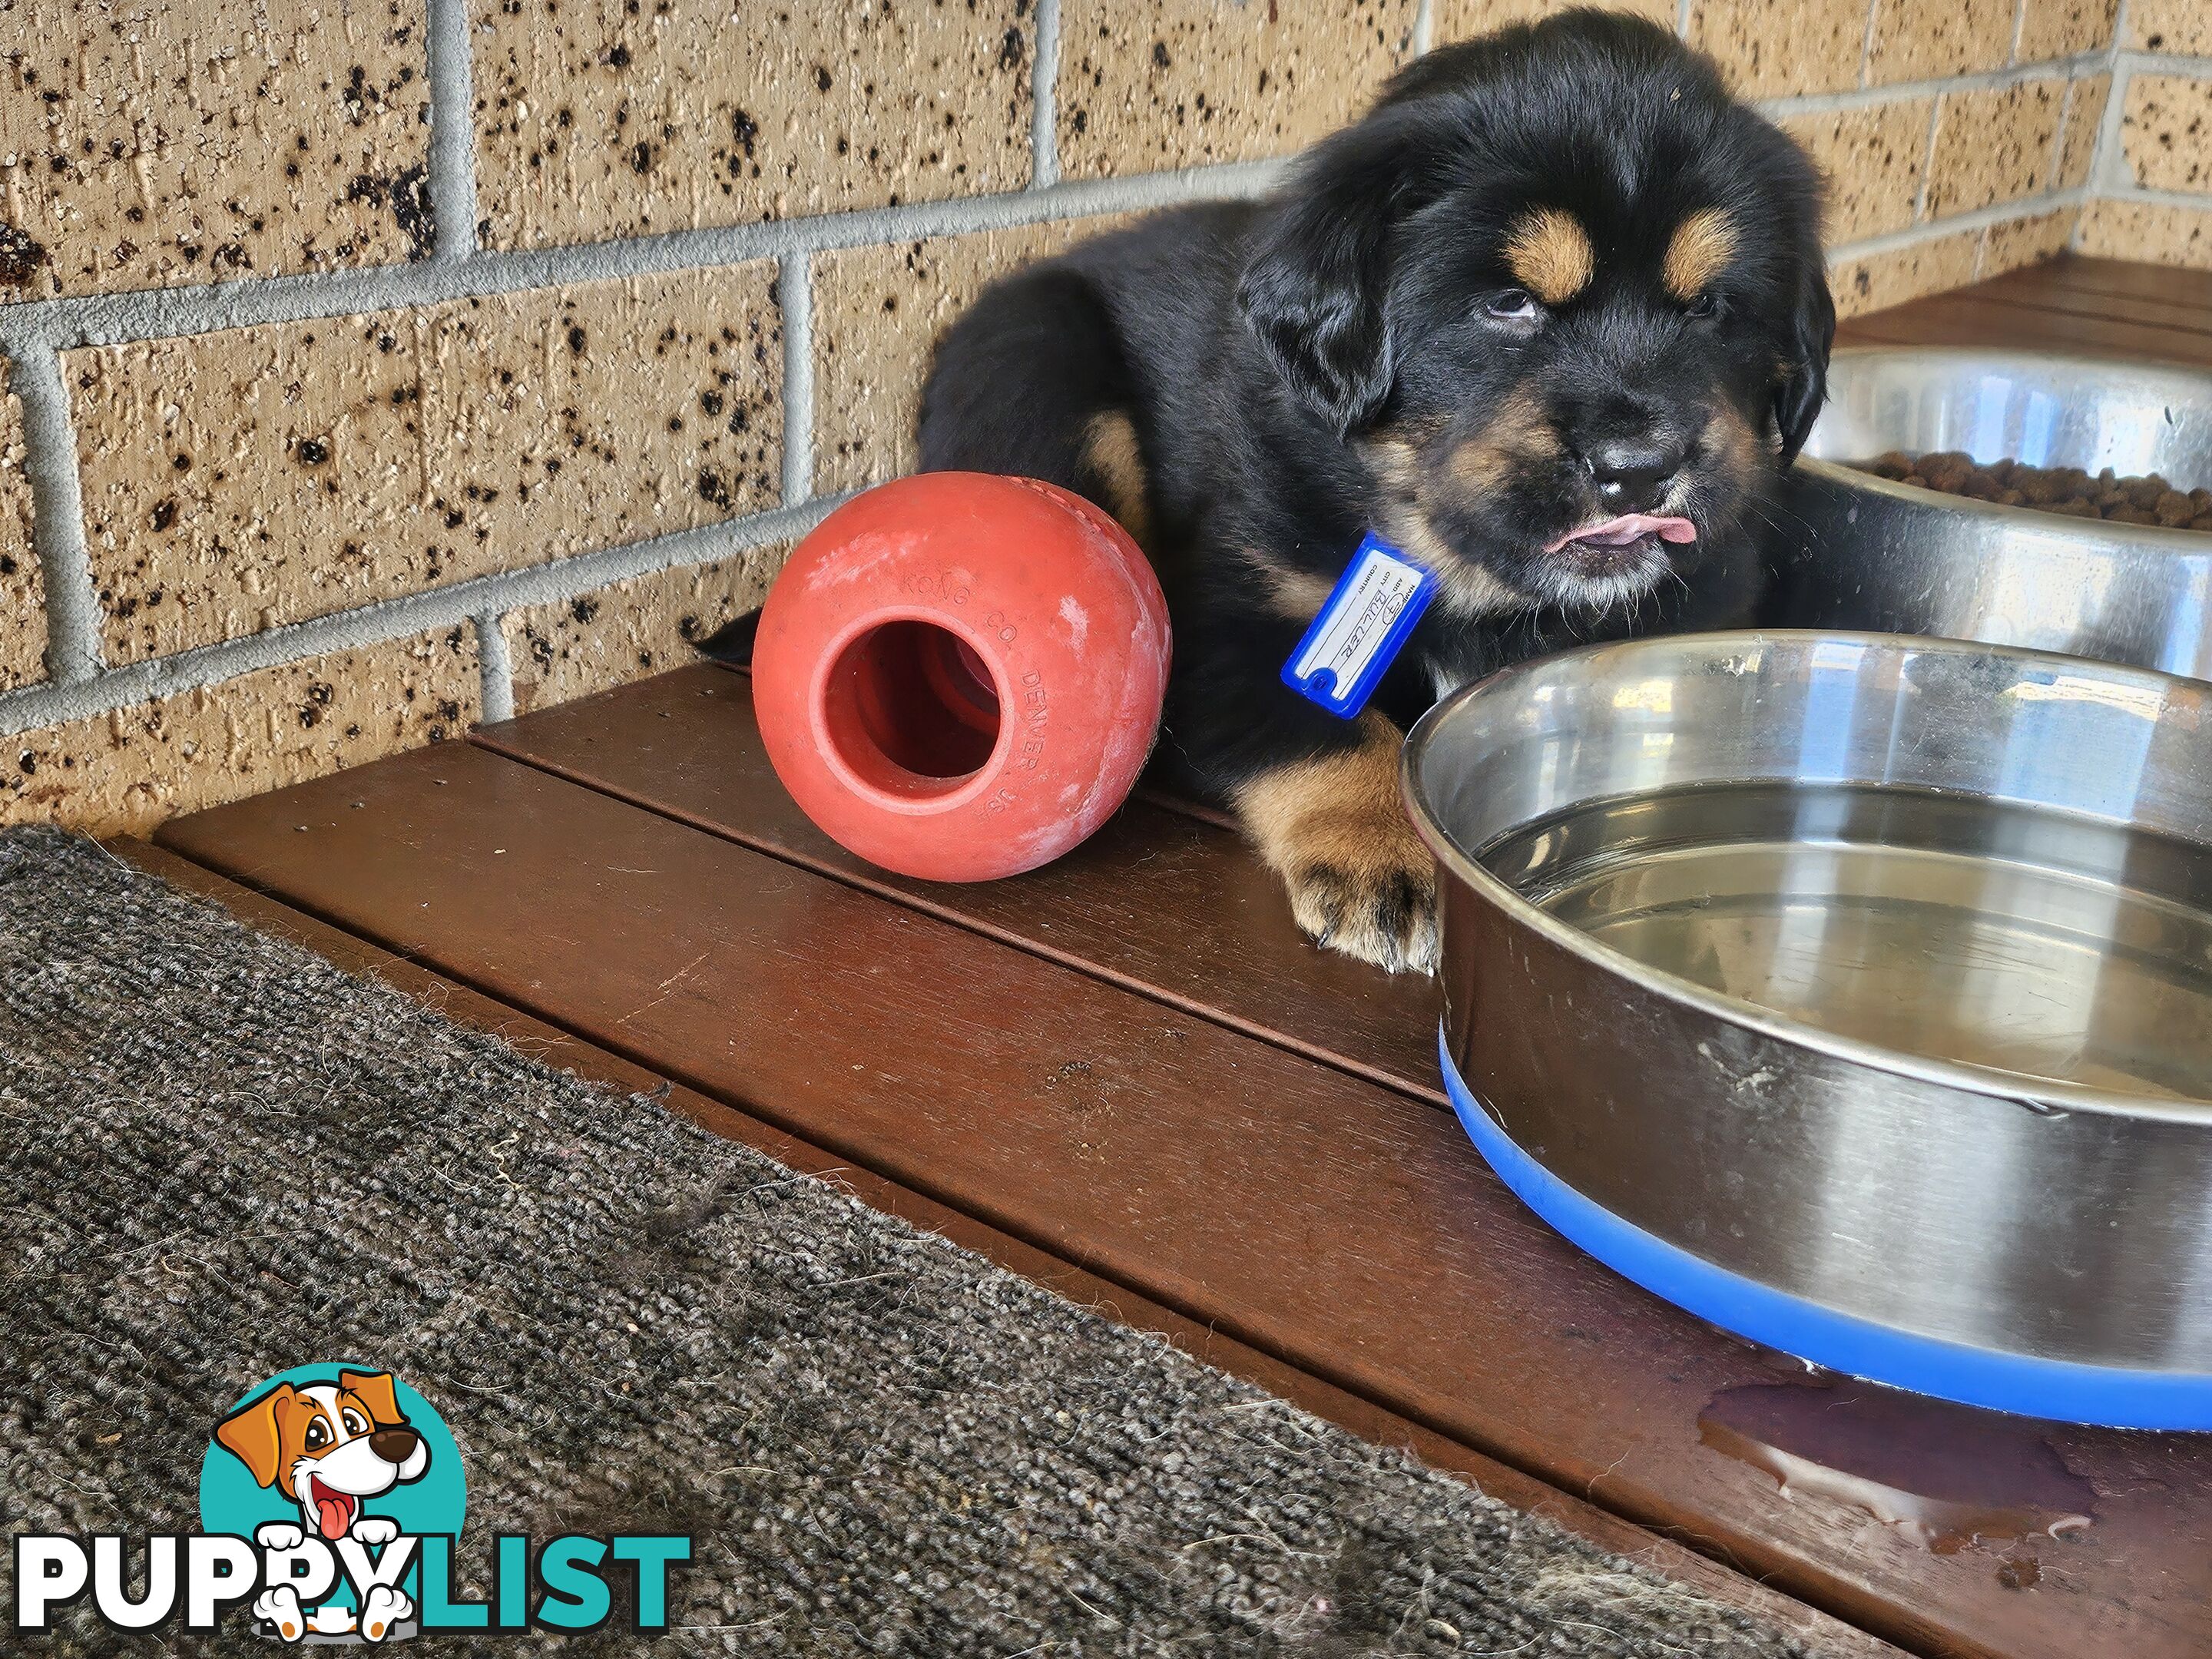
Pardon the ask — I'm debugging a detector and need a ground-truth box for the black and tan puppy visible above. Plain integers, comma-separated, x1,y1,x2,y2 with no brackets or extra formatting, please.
918,9,1833,972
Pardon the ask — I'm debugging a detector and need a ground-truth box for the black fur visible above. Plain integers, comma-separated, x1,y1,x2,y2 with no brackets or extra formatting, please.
919,10,1832,965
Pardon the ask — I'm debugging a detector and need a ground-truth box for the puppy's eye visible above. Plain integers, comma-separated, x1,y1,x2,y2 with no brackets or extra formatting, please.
1684,292,1721,320
1483,289,1539,322
304,1419,329,1450
341,1409,369,1435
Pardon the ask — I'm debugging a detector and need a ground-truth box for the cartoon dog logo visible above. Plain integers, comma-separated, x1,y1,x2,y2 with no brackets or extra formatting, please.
214,1369,429,1642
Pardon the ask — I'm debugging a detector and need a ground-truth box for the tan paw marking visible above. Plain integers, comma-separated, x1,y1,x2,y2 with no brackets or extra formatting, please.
1235,714,1437,974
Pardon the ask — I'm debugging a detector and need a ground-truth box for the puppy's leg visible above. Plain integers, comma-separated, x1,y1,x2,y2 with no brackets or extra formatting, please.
253,1586,306,1643
1233,712,1436,974
359,1583,412,1643
918,264,1151,544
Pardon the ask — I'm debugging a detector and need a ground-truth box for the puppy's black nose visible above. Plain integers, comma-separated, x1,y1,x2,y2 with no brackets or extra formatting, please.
369,1427,419,1464
1586,435,1688,512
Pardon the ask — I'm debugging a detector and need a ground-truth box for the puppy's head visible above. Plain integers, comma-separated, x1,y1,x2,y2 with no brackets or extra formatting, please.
1237,9,1832,613
214,1370,431,1539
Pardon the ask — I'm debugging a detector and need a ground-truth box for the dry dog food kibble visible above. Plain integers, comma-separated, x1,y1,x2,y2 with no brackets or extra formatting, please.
1854,451,2212,531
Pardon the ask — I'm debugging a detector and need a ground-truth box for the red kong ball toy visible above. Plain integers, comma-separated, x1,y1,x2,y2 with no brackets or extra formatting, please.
750,472,1172,882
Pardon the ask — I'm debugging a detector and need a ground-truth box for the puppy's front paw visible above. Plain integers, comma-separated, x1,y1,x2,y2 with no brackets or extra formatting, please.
255,1521,306,1552
253,1586,306,1644
360,1584,412,1643
1236,715,1438,975
1282,847,1437,973
349,1515,400,1547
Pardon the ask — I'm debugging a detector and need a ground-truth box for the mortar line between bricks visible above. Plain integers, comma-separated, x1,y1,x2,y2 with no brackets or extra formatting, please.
2114,49,2212,76
1911,99,1944,224
426,0,481,263
1760,48,2114,118
7,348,104,688
2090,8,2141,203
0,496,843,740
1826,187,2090,263
472,610,515,723
0,131,2115,368
2048,78,2079,197
0,162,1287,355
0,184,2088,740
1030,0,1062,188
1412,0,1436,58
0,68,2141,365
2091,180,2212,210
777,257,814,508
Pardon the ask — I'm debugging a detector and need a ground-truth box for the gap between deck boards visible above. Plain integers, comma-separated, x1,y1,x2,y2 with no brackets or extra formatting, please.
469,663,1449,1110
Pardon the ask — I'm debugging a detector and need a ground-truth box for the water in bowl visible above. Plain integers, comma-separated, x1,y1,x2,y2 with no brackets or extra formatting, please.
1479,780,2212,1101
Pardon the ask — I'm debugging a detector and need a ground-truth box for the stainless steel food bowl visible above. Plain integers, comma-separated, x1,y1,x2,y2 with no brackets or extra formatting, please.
1763,348,2212,681
1404,629,2212,1427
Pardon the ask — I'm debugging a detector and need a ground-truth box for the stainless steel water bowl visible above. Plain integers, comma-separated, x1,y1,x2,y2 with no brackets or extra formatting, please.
1764,348,2212,681
1405,630,2212,1394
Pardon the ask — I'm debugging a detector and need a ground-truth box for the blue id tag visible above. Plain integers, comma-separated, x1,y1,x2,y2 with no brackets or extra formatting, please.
1280,531,1437,719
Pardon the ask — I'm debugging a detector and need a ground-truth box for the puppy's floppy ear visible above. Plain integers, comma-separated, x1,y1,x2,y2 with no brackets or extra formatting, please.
215,1383,293,1489
1237,108,1435,437
1773,258,1835,464
339,1370,406,1428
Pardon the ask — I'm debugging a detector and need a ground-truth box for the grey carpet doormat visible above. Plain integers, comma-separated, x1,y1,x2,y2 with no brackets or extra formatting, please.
0,828,1820,1657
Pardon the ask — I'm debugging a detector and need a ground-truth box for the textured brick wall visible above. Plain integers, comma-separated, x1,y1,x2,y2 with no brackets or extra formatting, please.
0,0,2164,833
2077,5,2212,265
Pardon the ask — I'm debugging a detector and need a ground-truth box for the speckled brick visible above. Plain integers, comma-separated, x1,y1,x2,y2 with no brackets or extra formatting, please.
473,1,1032,252
1687,0,1868,101
0,627,477,835
1866,0,2016,87
0,371,43,690
1432,0,1675,39
1830,227,1981,320
70,264,780,665
1783,99,1933,246
0,0,430,303
2057,75,2110,190
2131,0,2212,57
2078,200,2212,269
1923,80,2066,220
502,548,785,715
2016,0,2118,61
1981,207,2078,276
2122,75,2212,196
1055,0,1419,181
811,217,1128,498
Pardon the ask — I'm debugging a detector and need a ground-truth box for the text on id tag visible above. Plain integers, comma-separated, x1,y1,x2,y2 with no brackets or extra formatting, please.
1280,531,1436,719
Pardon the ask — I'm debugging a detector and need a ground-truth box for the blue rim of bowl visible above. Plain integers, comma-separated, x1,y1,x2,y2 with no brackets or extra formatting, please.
1440,1027,2212,1430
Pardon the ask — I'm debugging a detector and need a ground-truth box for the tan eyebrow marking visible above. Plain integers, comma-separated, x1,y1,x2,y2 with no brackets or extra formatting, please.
1502,207,1594,306
1664,206,1738,301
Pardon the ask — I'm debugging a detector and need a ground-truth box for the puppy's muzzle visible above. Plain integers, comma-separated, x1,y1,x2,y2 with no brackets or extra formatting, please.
369,1427,421,1465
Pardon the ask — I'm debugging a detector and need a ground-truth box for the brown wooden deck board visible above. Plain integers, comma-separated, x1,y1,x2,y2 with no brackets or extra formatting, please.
1960,278,2212,339
1833,251,2212,360
1841,292,2212,367
471,663,1444,1104
1999,253,2212,312
157,738,2212,1659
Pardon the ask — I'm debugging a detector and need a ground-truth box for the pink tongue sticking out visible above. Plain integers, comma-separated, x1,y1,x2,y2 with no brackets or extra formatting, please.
313,1485,352,1541
1544,513,1698,555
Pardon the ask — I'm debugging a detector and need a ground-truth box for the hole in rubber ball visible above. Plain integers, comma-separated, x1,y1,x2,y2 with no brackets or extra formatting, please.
822,620,1003,797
